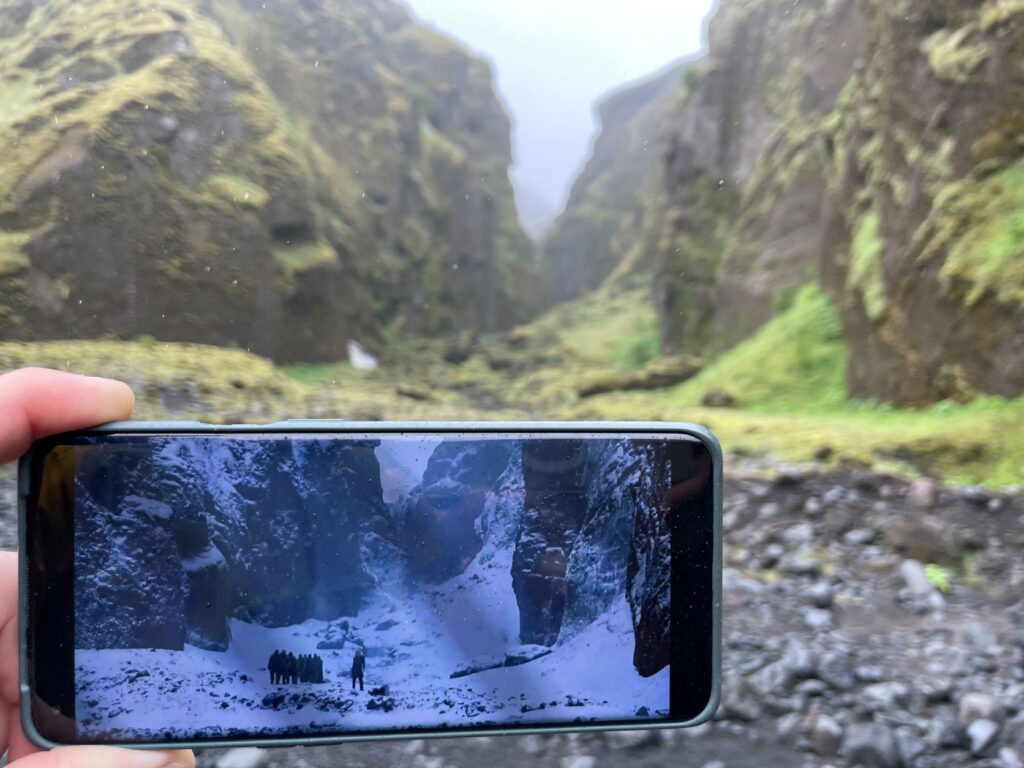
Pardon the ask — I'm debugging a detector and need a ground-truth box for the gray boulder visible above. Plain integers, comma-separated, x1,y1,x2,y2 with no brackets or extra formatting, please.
841,722,901,768
811,714,843,756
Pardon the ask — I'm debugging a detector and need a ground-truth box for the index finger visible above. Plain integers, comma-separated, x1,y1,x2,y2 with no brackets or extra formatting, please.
0,368,135,465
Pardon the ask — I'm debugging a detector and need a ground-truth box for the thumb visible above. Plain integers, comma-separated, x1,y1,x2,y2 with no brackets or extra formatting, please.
11,746,195,768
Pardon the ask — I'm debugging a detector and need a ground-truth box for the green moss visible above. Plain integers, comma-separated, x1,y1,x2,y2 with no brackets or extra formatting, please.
272,241,338,274
0,230,29,276
981,0,1024,30
927,165,1024,307
201,174,268,209
848,211,887,321
612,322,661,371
922,26,990,83
668,284,847,411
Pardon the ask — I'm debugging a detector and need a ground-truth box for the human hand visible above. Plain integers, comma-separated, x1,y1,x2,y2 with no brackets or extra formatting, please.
0,368,195,768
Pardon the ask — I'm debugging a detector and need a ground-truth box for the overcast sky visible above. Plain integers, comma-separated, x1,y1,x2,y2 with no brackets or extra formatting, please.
404,0,714,234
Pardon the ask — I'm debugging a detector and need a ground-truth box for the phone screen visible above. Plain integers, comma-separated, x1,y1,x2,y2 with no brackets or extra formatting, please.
24,430,716,744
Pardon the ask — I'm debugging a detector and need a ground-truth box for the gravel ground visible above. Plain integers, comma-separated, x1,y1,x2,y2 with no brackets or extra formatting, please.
2,457,1023,767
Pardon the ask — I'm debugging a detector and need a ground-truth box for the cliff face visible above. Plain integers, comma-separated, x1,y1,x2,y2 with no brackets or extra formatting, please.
560,0,1024,404
824,0,1024,403
0,0,537,362
74,437,390,651
648,0,864,356
540,61,691,302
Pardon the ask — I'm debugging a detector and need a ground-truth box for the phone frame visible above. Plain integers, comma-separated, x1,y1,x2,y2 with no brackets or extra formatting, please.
18,420,722,750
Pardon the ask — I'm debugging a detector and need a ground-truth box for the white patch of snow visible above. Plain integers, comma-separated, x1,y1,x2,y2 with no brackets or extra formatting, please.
180,544,226,572
347,340,378,370
122,495,173,520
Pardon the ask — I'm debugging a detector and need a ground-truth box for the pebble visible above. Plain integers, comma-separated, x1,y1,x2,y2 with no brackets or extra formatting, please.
840,722,901,768
701,762,727,768
930,708,968,749
843,527,877,546
803,608,834,631
758,502,781,520
961,621,1001,654
605,730,659,748
818,650,857,690
999,747,1024,768
216,749,271,768
899,559,935,597
723,568,767,594
783,640,818,679
720,671,762,721
908,477,938,509
781,552,821,577
864,681,911,709
960,692,1006,725
855,664,885,683
783,522,814,545
776,712,803,745
896,725,926,766
823,487,844,506
750,659,792,697
760,543,785,568
795,679,827,697
561,757,595,768
807,581,834,608
968,718,1000,757
811,714,843,756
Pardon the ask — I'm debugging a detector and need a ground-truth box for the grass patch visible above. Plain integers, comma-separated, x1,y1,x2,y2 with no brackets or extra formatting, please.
568,392,1024,487
672,283,847,410
611,323,661,371
535,285,660,370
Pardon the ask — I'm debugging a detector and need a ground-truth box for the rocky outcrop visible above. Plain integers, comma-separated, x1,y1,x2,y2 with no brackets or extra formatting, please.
541,60,692,302
512,438,673,668
512,439,591,646
73,436,389,650
0,0,537,362
624,442,672,677
647,0,865,356
398,440,516,582
823,1,1024,403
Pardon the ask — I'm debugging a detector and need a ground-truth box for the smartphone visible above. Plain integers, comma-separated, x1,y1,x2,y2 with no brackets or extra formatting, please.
19,421,721,749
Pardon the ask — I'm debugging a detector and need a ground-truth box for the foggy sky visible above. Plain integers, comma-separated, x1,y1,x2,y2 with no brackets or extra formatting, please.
403,0,714,235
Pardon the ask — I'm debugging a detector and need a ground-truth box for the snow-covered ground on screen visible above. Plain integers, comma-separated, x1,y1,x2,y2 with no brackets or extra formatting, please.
75,520,668,739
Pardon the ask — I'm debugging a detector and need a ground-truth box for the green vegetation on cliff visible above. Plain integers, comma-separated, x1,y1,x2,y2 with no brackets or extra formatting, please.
928,166,1024,308
0,0,537,362
671,285,847,411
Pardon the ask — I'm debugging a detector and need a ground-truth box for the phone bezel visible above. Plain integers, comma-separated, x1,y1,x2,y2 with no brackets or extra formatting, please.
19,420,722,749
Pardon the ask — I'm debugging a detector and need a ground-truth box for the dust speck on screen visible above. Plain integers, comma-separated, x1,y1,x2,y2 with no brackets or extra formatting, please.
70,435,687,740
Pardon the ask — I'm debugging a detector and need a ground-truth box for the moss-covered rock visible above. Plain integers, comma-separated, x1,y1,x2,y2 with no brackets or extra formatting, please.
825,0,1024,403
566,0,1024,405
0,0,537,361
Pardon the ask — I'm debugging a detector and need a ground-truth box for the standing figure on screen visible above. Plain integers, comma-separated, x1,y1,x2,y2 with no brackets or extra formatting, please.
268,650,281,684
351,648,366,691
287,651,298,684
